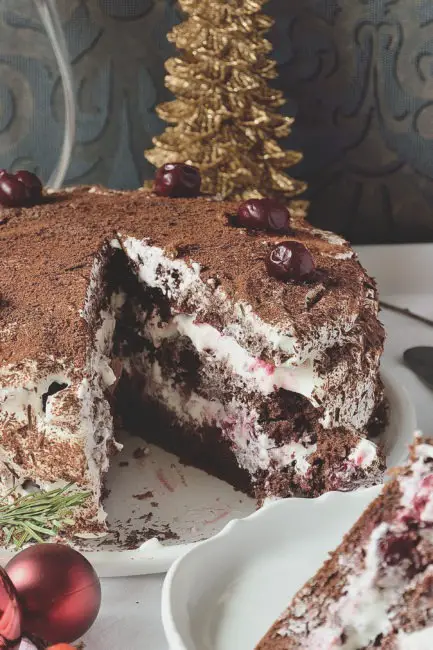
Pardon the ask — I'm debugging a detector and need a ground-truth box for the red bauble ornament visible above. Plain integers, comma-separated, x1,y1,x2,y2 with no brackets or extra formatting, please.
6,544,101,644
0,567,21,648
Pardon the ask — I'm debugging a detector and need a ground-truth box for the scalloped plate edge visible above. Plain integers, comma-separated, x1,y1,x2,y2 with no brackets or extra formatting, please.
161,485,383,650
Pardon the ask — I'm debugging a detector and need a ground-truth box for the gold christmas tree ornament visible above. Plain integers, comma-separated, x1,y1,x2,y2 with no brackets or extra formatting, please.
145,0,307,202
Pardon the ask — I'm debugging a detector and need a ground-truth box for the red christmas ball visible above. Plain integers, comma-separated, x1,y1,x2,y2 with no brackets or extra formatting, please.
6,544,101,644
0,566,22,648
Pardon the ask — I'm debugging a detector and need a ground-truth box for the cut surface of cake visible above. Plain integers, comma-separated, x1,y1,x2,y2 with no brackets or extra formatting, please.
0,186,386,537
256,436,433,649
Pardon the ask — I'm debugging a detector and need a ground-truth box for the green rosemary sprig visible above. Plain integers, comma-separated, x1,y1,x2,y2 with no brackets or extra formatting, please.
0,484,92,549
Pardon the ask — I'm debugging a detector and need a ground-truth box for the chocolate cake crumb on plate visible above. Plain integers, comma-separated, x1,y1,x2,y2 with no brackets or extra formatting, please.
0,186,388,552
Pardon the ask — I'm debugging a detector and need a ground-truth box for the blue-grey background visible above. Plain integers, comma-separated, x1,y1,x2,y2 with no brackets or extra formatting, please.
1,0,433,243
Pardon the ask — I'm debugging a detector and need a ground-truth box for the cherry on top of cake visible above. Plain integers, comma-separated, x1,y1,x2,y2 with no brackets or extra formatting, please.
0,170,43,207
0,163,378,368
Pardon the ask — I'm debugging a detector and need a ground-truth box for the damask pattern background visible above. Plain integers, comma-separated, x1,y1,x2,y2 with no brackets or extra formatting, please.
1,0,433,243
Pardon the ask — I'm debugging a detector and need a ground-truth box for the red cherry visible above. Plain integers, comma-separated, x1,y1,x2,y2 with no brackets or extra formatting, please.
154,163,201,198
380,533,417,566
0,566,22,648
0,173,30,207
14,171,43,201
267,241,315,282
236,198,290,232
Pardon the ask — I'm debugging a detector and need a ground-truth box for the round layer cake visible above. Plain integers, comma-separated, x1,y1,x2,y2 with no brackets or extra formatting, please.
0,185,386,538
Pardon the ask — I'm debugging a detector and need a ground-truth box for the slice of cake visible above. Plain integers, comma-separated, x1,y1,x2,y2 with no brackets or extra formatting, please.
0,166,386,538
256,435,433,649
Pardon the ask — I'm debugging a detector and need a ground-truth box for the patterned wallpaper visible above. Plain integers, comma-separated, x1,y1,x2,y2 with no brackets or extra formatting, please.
1,0,433,243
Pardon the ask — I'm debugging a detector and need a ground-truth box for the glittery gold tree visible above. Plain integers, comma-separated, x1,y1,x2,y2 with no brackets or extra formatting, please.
145,0,306,200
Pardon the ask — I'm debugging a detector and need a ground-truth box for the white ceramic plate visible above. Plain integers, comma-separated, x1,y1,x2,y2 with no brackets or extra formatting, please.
378,365,416,468
0,367,415,577
162,485,382,650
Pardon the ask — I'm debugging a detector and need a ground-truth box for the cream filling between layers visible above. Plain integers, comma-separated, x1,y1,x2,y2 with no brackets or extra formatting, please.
143,309,380,437
144,360,316,477
145,311,321,402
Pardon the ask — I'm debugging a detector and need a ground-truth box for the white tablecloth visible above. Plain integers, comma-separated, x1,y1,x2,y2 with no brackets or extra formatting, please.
81,244,433,650
84,574,168,649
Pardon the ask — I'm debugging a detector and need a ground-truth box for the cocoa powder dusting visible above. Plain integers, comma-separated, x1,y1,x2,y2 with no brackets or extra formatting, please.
0,187,374,369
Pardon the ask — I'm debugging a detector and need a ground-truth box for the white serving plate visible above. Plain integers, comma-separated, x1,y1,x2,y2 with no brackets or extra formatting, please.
0,368,415,577
162,485,382,650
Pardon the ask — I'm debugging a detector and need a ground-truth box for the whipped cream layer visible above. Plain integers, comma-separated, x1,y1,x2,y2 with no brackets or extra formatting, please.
139,357,317,477
145,311,321,402
146,309,380,434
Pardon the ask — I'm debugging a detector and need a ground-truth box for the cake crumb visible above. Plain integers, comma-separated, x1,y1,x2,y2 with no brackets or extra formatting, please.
133,447,149,459
133,491,153,500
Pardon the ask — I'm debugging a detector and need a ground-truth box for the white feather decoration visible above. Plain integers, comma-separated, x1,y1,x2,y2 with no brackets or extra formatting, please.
34,0,76,189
